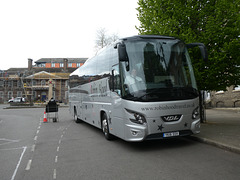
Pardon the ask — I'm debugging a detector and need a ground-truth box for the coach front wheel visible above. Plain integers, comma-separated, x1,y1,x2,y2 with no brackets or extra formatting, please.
102,113,114,140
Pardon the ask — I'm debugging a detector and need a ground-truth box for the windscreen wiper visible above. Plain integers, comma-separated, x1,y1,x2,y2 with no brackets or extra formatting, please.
137,88,166,100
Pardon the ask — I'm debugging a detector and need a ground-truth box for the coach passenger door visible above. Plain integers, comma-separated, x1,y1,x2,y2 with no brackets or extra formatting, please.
110,64,124,138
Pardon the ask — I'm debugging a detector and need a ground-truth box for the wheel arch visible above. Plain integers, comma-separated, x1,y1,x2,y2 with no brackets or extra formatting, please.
100,110,107,127
74,106,77,115
74,105,82,123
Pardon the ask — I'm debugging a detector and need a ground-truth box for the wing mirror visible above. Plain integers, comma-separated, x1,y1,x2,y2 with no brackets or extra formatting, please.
187,43,208,61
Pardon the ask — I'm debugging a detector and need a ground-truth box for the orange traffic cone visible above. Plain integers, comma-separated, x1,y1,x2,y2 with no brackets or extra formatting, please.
43,111,47,123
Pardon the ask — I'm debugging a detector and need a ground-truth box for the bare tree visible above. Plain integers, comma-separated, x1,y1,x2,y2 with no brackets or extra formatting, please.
95,28,109,49
109,33,119,43
95,28,119,53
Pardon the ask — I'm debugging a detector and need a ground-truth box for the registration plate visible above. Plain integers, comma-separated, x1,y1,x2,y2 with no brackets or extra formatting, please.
163,131,179,137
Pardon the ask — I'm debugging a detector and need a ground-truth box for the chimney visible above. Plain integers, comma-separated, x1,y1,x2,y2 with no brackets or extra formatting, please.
28,58,33,71
64,58,68,71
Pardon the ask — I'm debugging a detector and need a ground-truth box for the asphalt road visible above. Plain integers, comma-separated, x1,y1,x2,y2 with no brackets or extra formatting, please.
0,105,240,180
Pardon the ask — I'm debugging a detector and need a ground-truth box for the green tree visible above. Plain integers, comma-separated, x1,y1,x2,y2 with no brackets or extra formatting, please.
137,0,240,91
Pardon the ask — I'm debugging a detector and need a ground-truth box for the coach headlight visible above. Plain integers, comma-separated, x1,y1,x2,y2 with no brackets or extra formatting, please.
192,107,199,119
126,109,147,125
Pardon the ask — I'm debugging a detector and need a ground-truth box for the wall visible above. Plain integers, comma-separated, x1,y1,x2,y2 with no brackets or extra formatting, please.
210,86,240,107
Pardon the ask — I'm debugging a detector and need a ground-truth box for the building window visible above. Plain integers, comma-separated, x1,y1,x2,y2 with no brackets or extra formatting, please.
17,91,22,97
37,63,46,67
68,63,72,67
51,63,55,67
0,91,3,98
17,81,22,88
60,63,64,67
77,63,81,67
0,81,3,87
8,91,13,99
32,80,37,86
41,80,46,86
33,91,37,100
7,81,13,87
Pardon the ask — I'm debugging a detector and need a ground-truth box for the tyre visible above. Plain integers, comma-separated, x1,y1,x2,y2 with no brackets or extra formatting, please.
74,107,82,123
102,113,114,140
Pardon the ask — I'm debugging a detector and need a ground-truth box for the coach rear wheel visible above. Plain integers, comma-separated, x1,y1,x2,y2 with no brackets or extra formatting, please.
74,107,81,123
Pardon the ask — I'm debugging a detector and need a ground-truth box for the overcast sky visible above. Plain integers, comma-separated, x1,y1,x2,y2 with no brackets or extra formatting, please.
0,0,140,70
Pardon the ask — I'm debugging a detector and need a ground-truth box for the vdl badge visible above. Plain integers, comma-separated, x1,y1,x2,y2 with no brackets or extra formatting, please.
161,115,182,122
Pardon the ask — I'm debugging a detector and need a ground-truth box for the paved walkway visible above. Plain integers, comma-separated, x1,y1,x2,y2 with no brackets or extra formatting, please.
192,108,240,154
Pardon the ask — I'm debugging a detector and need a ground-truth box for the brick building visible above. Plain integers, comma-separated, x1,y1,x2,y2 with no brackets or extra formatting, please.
0,58,87,103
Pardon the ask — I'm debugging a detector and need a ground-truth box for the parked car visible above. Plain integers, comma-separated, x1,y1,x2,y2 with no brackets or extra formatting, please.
8,97,14,103
9,97,26,103
14,97,25,102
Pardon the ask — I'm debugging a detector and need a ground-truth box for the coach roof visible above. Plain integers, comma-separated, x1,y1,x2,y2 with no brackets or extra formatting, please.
121,35,176,41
